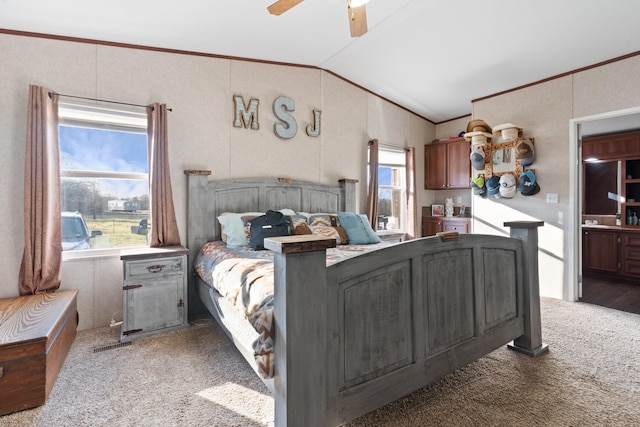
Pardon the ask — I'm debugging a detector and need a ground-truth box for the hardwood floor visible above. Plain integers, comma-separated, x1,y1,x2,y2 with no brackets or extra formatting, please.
580,275,640,315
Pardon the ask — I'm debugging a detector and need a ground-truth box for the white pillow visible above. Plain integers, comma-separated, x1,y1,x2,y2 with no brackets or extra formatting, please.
217,212,263,247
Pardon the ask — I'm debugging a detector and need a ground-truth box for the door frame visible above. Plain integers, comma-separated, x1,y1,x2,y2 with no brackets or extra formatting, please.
569,106,640,301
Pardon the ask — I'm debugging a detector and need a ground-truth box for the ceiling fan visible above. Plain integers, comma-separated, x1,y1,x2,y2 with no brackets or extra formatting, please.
268,0,369,37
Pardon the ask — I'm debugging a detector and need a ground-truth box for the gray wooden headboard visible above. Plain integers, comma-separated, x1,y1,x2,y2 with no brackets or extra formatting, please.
184,171,358,244
184,170,358,313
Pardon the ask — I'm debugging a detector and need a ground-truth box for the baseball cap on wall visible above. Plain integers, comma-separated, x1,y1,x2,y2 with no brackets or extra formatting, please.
499,174,517,198
517,170,540,196
470,147,486,170
516,138,536,166
486,175,501,197
471,176,486,196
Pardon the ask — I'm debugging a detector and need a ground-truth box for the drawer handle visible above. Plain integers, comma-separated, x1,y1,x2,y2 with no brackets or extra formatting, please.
147,264,165,273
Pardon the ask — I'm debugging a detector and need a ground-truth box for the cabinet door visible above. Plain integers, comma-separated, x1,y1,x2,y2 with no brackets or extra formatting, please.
425,143,447,189
447,139,471,189
422,218,444,237
122,278,185,340
622,233,640,277
582,230,619,273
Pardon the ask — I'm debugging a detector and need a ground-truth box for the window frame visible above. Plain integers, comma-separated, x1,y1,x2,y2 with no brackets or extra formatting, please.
370,145,407,232
58,102,149,258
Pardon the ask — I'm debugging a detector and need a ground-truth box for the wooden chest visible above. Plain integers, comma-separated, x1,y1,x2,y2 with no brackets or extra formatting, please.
0,289,78,416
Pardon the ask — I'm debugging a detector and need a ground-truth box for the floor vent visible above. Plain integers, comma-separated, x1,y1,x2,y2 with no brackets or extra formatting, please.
92,341,132,353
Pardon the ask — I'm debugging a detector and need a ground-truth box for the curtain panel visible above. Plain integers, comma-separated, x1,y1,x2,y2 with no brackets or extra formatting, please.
405,147,418,240
147,103,181,247
366,139,379,230
19,85,62,295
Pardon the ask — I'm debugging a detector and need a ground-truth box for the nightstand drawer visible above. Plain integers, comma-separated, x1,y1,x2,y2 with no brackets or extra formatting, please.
124,256,185,280
443,224,468,233
443,219,470,234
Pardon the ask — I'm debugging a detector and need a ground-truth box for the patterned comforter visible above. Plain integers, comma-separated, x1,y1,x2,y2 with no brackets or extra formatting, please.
193,240,390,378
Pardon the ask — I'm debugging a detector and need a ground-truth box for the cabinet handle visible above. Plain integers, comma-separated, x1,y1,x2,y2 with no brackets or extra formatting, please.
178,298,184,307
147,264,165,273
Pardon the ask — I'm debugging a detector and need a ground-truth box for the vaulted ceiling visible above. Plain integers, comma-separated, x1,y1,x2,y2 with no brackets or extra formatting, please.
3,0,640,123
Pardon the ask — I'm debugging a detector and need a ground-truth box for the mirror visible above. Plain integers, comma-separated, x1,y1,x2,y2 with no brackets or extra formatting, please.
491,147,515,173
583,160,620,215
485,139,529,178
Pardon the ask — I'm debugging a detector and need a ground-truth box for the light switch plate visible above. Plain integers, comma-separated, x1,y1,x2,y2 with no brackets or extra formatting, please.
546,193,559,203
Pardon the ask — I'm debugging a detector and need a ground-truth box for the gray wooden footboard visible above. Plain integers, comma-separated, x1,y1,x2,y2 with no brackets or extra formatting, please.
184,172,546,427
265,222,546,427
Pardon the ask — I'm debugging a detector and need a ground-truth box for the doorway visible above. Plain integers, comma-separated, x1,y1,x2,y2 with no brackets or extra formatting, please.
570,106,640,310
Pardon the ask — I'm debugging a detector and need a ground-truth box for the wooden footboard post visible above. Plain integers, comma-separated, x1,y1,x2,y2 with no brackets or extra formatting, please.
184,170,212,317
504,221,549,357
264,235,337,427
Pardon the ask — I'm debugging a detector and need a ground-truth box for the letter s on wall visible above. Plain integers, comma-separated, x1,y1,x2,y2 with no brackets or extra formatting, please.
273,96,297,139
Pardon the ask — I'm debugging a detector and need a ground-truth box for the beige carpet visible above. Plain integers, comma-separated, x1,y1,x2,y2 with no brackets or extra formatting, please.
2,297,639,427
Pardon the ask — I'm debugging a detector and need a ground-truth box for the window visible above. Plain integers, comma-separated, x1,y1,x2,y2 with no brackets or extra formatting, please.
371,147,407,231
58,103,149,251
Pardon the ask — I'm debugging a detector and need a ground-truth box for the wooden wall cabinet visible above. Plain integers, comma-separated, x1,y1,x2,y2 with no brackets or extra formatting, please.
424,137,470,190
582,130,640,160
581,131,640,230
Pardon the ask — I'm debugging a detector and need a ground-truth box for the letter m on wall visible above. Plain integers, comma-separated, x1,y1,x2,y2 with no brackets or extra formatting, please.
233,95,260,130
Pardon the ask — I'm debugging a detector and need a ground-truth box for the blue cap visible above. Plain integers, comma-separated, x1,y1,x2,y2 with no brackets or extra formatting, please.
517,170,540,195
486,176,501,195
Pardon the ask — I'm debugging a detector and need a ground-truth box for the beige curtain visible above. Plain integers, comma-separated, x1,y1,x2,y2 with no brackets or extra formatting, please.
405,147,418,240
19,85,62,295
366,139,379,230
148,102,181,247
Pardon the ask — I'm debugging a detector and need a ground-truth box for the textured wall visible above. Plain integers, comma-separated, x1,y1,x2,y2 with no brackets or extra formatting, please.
0,33,433,329
468,55,640,300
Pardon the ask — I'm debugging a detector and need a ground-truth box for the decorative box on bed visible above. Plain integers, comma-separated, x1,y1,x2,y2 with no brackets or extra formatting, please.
185,170,548,427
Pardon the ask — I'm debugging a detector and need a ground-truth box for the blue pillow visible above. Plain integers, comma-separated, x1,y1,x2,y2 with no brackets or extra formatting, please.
336,212,381,244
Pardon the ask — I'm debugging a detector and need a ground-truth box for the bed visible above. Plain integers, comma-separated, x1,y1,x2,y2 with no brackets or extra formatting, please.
184,170,548,427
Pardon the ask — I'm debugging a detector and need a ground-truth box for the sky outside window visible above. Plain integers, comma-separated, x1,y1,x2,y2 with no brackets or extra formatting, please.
59,125,148,198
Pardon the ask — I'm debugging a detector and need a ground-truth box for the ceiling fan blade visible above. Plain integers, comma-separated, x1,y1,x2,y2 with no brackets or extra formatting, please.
348,4,368,37
268,0,304,16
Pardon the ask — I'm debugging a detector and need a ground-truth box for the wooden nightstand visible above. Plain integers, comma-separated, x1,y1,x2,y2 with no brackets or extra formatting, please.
120,246,189,342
